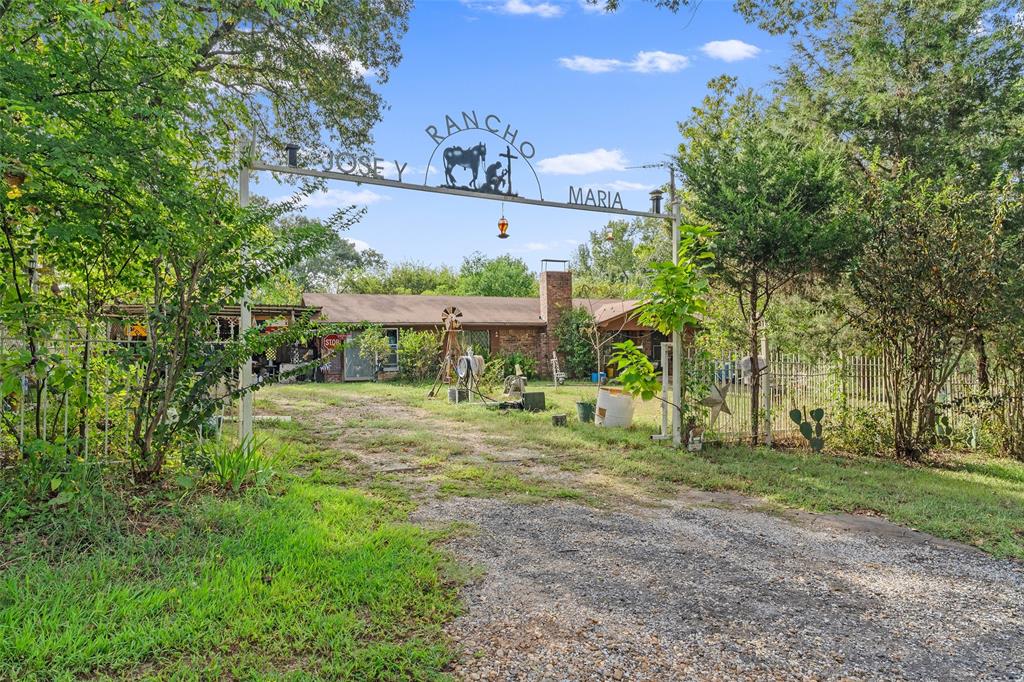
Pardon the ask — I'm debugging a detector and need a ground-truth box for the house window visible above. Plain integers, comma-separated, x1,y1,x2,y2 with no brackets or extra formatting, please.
464,330,490,355
384,328,399,370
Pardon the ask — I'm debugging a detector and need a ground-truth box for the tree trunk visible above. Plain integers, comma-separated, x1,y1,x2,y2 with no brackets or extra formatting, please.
77,331,91,454
974,333,990,395
748,279,760,446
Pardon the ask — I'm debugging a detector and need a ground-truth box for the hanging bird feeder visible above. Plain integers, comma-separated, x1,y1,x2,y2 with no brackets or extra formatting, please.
497,215,509,239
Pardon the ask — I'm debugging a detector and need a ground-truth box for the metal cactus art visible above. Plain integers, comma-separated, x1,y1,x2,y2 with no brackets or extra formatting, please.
790,407,825,453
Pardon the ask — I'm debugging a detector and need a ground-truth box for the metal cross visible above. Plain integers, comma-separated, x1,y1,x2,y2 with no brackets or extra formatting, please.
499,145,519,195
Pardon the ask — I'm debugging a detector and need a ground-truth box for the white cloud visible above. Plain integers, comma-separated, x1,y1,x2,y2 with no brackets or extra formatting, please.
346,238,371,252
537,148,628,175
631,51,690,73
602,180,648,191
499,0,564,17
558,50,689,74
523,242,553,251
348,59,370,78
302,188,389,208
700,39,761,62
513,239,580,254
579,0,606,13
379,163,436,181
557,56,624,73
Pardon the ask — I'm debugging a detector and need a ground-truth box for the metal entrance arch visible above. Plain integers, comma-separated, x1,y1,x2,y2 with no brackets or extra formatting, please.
237,157,686,447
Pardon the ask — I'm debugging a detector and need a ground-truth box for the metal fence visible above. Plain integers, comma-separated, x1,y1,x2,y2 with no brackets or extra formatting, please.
0,332,232,462
687,350,995,443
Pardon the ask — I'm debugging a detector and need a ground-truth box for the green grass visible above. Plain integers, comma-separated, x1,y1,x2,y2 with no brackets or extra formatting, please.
438,463,587,504
305,381,1024,559
1,426,463,680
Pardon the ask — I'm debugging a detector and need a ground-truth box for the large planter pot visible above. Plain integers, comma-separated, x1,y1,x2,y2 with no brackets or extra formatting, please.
594,387,635,428
576,400,596,423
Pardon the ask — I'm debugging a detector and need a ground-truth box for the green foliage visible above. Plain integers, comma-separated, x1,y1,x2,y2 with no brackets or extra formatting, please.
204,436,275,494
572,218,672,295
475,355,507,393
356,325,391,372
162,0,411,158
610,340,660,401
0,481,459,679
762,0,1024,459
555,307,598,379
397,329,441,380
345,261,459,295
493,351,537,380
678,75,854,442
0,0,365,483
790,407,825,453
268,212,385,295
456,252,537,297
830,405,894,458
851,170,1016,459
635,225,715,336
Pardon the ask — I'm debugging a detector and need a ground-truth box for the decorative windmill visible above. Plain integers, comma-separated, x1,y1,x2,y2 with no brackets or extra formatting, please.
428,306,464,397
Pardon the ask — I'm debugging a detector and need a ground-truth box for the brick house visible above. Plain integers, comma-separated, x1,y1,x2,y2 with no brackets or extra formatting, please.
303,262,665,382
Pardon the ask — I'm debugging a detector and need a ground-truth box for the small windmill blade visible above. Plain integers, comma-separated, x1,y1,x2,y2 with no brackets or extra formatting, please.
441,306,463,329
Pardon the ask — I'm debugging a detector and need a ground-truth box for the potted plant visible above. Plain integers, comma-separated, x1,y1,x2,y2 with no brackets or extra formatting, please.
576,398,596,423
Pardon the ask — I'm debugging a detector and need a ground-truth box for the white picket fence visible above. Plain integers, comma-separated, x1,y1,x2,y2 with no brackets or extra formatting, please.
686,351,990,443
0,332,230,462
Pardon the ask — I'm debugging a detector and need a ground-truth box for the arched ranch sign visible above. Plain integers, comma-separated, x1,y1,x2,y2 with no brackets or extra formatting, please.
423,111,543,200
241,111,686,448
294,110,640,214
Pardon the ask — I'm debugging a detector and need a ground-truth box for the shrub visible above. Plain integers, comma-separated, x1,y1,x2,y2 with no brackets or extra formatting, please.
555,307,597,379
494,351,537,380
397,330,441,381
356,325,390,373
829,405,894,457
203,437,275,494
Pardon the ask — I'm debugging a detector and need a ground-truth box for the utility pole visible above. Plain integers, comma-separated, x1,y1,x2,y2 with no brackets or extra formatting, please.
238,144,254,447
670,166,682,447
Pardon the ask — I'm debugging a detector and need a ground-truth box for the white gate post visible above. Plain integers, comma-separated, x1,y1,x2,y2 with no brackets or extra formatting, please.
238,143,254,447
762,332,772,447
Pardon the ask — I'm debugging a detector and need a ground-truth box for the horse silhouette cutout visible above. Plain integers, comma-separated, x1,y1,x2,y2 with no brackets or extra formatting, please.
443,143,486,188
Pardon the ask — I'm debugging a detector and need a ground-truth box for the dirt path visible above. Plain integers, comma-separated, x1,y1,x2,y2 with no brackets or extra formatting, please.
264,389,1024,681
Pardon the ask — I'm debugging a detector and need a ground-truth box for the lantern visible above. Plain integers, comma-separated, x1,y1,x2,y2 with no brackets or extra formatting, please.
497,215,509,239
604,227,615,242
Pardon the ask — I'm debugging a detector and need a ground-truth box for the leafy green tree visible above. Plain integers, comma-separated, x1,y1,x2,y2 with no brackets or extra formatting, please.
164,0,410,159
271,212,384,294
344,261,458,295
761,0,1024,458
678,76,854,443
456,253,537,297
0,0,368,478
572,218,671,297
555,307,598,379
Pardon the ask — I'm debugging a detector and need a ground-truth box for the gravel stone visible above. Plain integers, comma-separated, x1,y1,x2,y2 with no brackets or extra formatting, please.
416,496,1024,681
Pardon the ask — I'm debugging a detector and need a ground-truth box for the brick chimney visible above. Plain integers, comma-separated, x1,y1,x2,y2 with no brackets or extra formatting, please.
539,260,572,371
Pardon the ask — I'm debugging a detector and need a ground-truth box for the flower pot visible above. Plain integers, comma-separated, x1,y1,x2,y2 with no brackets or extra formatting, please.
594,387,635,428
576,400,596,423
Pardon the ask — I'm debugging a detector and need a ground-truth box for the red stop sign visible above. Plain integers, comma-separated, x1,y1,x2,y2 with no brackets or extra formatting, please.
322,334,343,352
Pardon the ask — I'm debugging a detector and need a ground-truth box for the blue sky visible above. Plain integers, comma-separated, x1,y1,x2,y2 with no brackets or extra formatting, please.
256,0,791,269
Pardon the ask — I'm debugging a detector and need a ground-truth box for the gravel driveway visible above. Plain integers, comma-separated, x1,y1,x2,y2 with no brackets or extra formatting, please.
416,495,1024,681
265,389,1024,680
